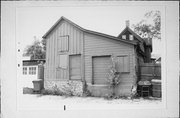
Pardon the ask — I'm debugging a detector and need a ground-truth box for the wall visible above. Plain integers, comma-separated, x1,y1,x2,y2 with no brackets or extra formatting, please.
44,19,83,81
84,33,136,96
22,65,38,88
44,19,84,95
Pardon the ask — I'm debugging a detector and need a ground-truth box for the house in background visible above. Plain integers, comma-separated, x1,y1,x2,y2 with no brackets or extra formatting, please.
42,16,152,97
118,20,152,64
22,56,45,88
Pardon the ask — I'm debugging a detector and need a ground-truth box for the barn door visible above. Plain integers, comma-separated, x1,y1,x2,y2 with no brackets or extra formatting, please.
69,55,81,80
92,56,111,85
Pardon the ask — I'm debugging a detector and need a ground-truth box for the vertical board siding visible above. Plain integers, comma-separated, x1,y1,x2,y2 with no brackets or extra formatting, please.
84,33,135,90
45,20,83,81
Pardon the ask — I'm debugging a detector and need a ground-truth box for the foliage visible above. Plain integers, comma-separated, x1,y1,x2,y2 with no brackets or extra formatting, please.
82,81,91,97
106,55,121,98
23,87,34,94
132,11,161,40
107,55,121,88
41,81,83,97
23,37,46,60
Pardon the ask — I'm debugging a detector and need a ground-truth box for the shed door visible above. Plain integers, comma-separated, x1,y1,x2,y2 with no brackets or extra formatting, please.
69,55,81,80
93,56,111,85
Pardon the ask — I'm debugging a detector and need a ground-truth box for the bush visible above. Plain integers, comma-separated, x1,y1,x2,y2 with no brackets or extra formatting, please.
23,87,34,94
104,93,114,100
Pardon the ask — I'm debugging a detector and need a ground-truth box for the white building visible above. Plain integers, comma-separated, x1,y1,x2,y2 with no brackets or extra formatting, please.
22,56,45,88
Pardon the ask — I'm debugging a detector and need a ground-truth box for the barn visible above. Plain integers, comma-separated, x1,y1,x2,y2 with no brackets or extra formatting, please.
42,16,152,97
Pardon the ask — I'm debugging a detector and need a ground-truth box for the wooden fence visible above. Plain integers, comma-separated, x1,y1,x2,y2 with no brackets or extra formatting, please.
139,63,161,81
38,64,44,80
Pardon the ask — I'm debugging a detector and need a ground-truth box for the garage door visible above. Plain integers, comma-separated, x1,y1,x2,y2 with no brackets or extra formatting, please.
93,56,111,85
69,55,81,80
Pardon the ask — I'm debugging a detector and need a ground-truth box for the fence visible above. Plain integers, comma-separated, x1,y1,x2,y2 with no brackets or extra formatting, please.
38,64,44,80
139,63,161,81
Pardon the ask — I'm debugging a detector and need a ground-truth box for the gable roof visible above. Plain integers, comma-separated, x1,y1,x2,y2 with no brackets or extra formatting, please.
42,16,137,45
117,26,144,43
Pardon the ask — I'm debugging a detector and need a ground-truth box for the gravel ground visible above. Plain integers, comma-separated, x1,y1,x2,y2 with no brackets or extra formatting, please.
18,94,162,110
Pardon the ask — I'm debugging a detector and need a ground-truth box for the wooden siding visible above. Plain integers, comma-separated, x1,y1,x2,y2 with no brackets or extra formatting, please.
45,20,83,81
84,33,136,91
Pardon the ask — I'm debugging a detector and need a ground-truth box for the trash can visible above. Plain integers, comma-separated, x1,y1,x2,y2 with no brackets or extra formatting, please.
151,79,161,98
32,79,43,91
138,80,151,97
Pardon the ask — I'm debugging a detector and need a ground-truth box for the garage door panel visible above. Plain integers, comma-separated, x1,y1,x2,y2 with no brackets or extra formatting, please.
93,56,110,85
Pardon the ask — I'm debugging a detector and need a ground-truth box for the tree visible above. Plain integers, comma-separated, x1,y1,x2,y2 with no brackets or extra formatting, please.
23,38,46,60
132,11,161,40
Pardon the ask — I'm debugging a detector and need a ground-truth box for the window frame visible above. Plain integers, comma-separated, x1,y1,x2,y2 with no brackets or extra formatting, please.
23,67,27,75
29,66,36,75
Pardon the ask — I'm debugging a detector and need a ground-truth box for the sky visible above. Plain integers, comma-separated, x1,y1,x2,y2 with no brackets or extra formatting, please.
16,4,162,56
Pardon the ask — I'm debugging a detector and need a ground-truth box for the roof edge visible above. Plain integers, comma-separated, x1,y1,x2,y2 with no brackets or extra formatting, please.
42,17,137,45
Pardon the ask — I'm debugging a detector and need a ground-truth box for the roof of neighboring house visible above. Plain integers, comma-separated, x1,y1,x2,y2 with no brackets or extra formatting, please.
42,16,137,45
117,26,153,52
117,26,144,43
23,60,45,66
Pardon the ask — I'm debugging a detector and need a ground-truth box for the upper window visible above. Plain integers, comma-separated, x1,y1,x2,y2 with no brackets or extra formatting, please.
23,67,27,75
129,35,134,40
116,56,130,73
59,55,68,69
29,67,36,75
122,35,126,39
58,36,69,52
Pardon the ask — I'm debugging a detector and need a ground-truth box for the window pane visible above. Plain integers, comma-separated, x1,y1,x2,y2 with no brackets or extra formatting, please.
122,35,126,39
129,35,134,40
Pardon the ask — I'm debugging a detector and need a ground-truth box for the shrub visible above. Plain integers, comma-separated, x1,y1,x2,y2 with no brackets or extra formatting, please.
106,55,121,97
104,93,114,100
23,87,34,94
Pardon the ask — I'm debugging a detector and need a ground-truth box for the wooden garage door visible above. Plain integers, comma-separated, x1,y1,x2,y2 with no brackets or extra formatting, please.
93,56,111,85
69,55,81,80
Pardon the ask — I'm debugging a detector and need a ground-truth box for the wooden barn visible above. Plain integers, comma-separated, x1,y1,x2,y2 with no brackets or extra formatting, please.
42,16,152,97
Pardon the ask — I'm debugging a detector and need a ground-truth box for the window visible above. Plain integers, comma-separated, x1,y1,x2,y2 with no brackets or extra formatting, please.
23,67,27,75
122,35,126,39
116,56,130,72
59,55,68,69
58,36,69,52
129,35,134,40
29,67,36,75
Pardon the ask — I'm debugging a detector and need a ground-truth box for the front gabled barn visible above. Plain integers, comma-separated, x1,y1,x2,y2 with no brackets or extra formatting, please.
42,16,152,97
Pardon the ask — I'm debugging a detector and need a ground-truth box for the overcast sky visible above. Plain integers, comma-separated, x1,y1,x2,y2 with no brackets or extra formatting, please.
17,4,162,55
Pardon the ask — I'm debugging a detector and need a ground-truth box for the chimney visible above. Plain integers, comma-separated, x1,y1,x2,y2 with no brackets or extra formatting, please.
126,20,130,27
